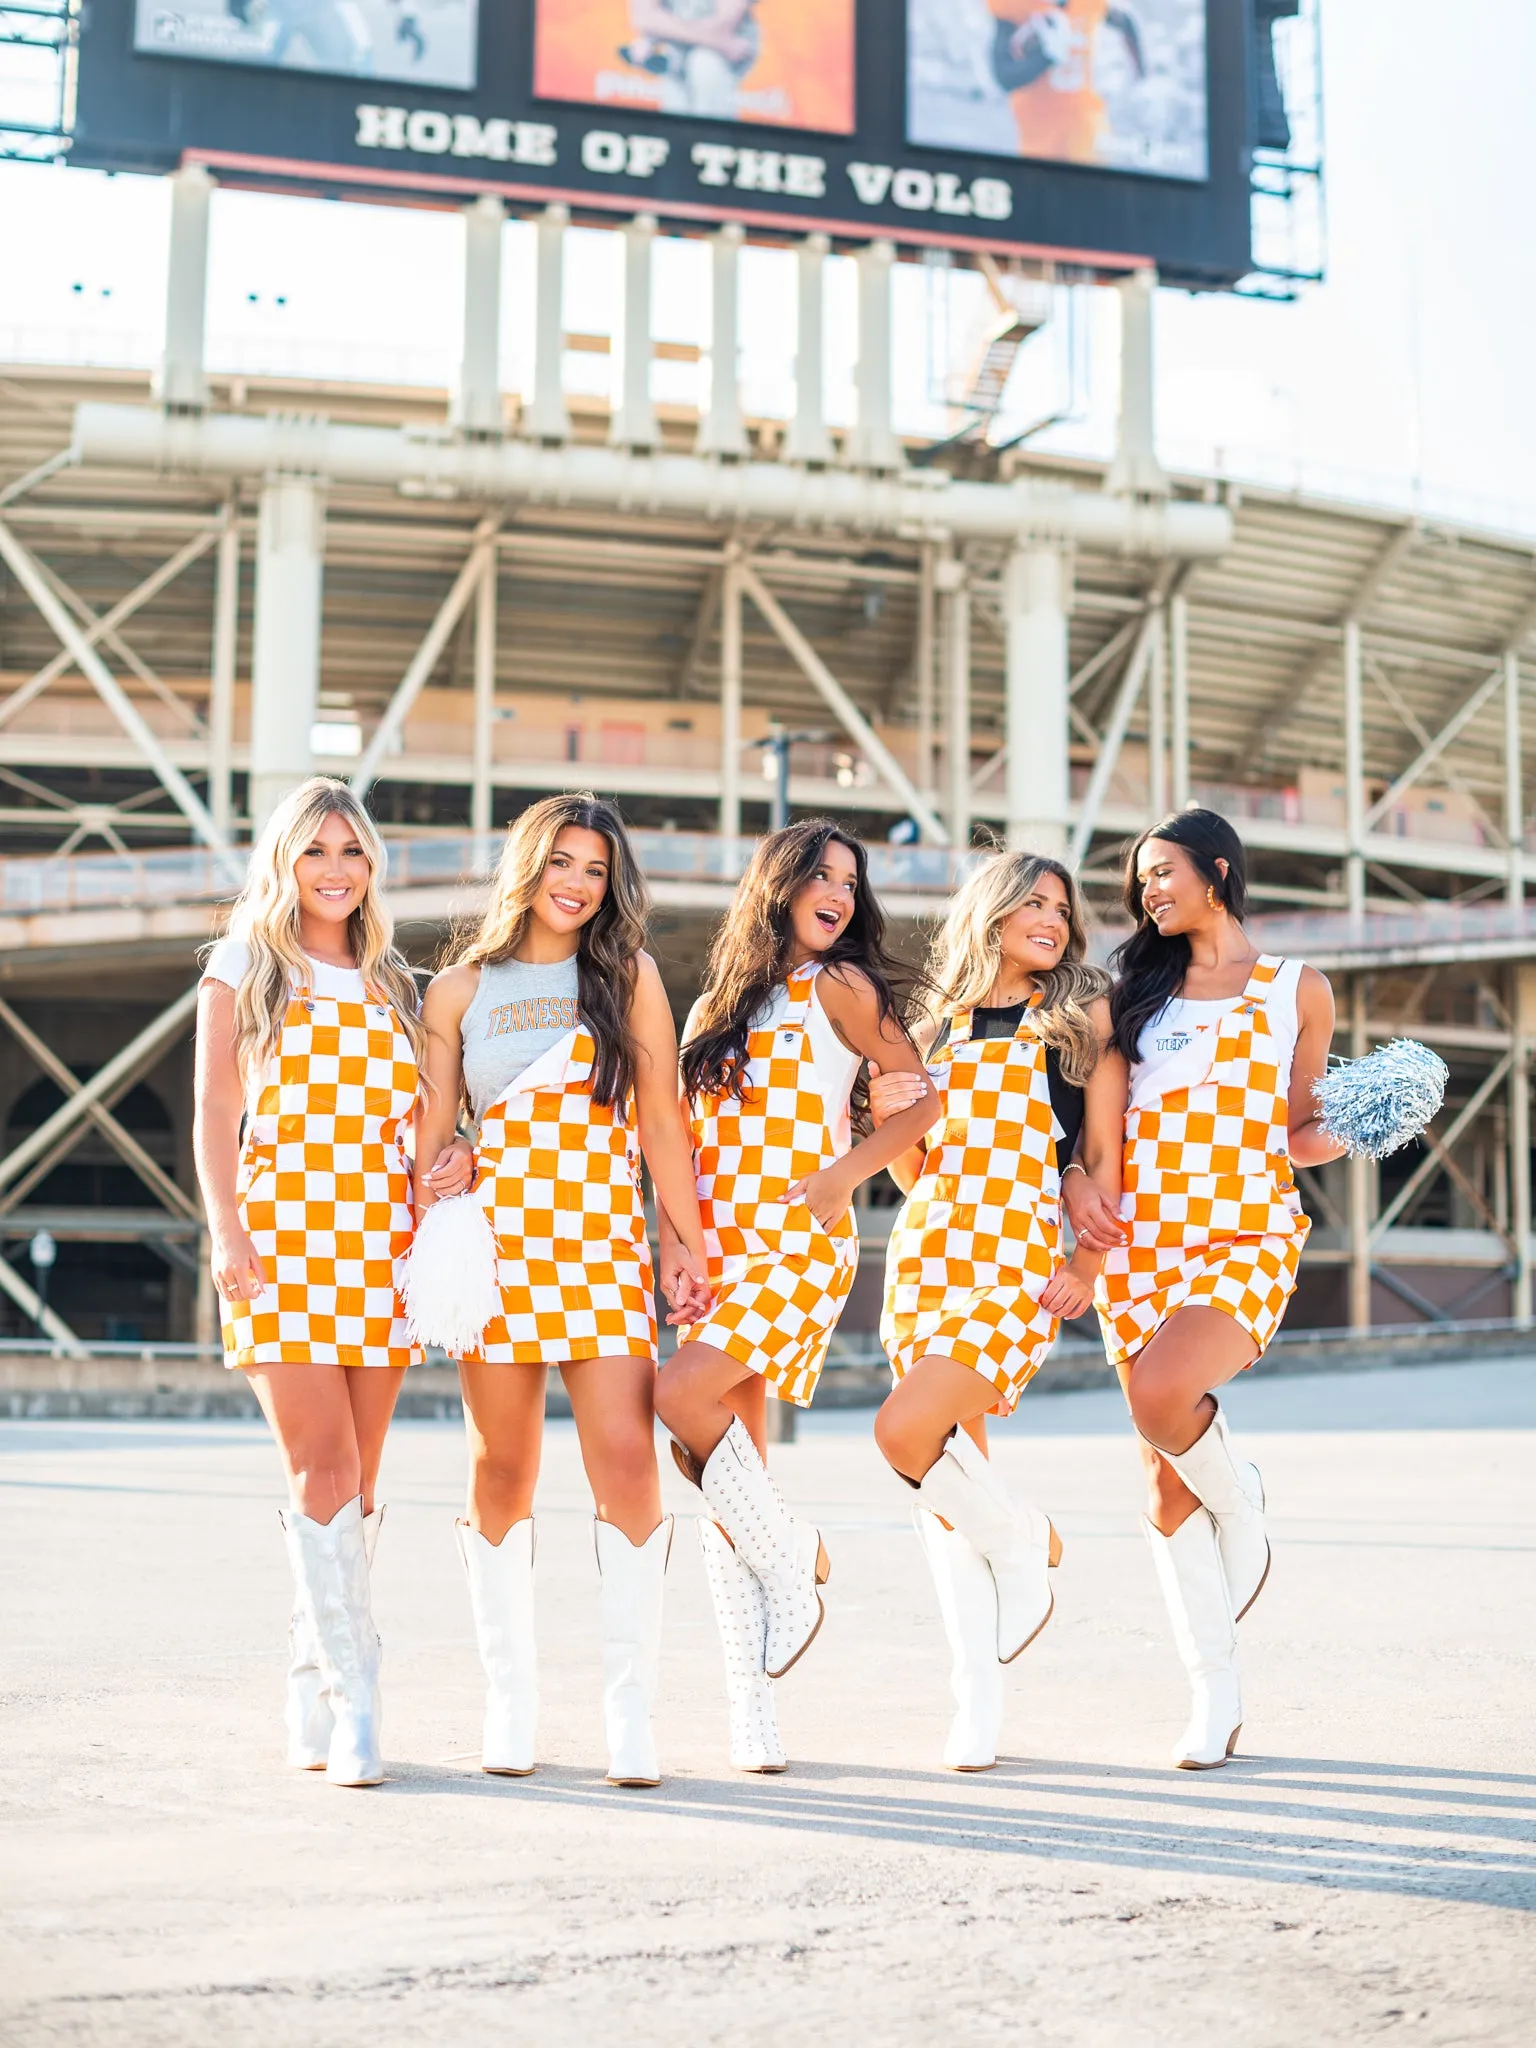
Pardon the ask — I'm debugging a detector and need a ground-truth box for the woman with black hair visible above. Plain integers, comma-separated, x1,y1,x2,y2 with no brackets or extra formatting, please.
1065,808,1345,1770
656,820,939,1769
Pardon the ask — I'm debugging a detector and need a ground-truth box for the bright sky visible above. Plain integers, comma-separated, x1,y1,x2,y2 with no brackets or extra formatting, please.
0,0,1531,536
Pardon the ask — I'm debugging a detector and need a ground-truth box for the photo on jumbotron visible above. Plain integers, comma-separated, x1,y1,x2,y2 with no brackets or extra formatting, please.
133,0,482,90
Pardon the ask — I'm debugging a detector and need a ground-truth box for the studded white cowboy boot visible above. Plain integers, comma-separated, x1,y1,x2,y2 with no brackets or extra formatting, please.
1144,1508,1242,1770
280,1496,383,1787
697,1419,829,1679
594,1516,672,1788
913,1506,1006,1772
283,1503,385,1771
1164,1402,1270,1618
698,1516,787,1773
915,1428,1061,1662
456,1518,538,1776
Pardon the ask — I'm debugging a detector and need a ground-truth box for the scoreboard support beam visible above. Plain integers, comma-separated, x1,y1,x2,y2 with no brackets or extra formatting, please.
250,477,324,832
849,239,900,473
611,214,659,452
453,194,506,439
698,222,748,460
785,235,832,466
158,163,211,414
525,204,571,442
1003,546,1072,857
1106,269,1167,501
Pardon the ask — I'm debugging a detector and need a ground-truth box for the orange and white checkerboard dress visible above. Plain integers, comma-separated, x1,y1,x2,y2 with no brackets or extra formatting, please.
1095,956,1310,1368
678,965,859,1407
456,1025,658,1368
880,999,1064,1416
222,983,423,1372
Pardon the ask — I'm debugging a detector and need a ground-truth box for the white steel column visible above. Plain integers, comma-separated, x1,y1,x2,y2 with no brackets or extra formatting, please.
158,163,212,412
942,554,971,850
720,553,743,839
1344,617,1366,930
611,214,659,451
1348,974,1373,1329
1513,963,1534,1325
848,239,900,472
250,476,324,831
916,541,936,803
785,233,832,465
472,545,498,838
1147,594,1167,818
207,499,239,838
1106,267,1167,499
1003,545,1071,855
452,193,505,437
1169,590,1190,809
525,203,570,441
1505,650,1524,904
697,222,748,458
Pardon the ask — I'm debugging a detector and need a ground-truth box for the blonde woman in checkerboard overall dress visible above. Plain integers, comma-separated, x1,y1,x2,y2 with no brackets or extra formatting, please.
866,850,1126,1771
1064,809,1345,1770
414,795,712,1788
655,821,938,1773
193,779,474,1788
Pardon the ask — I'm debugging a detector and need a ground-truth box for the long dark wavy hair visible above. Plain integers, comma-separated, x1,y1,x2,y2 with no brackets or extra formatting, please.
454,792,648,1110
681,819,916,1108
1109,808,1250,1064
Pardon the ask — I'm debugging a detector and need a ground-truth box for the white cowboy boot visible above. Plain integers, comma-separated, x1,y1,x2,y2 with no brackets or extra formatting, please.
698,1418,829,1679
915,1428,1061,1662
697,1517,786,1773
913,1507,1006,1771
456,1518,538,1776
1164,1403,1270,1618
283,1503,384,1771
594,1516,672,1788
280,1496,383,1787
1144,1508,1242,1770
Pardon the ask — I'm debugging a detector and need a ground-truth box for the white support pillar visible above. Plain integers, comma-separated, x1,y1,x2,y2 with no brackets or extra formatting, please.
1348,972,1374,1330
941,553,971,851
697,222,748,459
720,554,743,840
916,542,936,803
1003,545,1071,855
250,476,324,832
611,214,659,451
1169,590,1190,810
208,500,239,838
525,203,570,441
1505,649,1524,905
1105,268,1167,499
472,544,497,839
1147,594,1167,819
1344,617,1366,930
158,163,212,413
785,233,832,465
848,239,900,472
1513,963,1534,1325
452,194,505,438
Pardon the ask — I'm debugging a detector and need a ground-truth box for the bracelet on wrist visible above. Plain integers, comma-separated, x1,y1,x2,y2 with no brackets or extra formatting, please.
1061,1161,1088,1180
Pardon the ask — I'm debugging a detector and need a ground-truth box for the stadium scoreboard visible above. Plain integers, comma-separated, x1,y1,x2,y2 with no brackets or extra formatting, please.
72,1,1267,289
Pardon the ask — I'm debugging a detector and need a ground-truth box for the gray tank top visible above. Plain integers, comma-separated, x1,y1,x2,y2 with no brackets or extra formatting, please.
461,955,581,1122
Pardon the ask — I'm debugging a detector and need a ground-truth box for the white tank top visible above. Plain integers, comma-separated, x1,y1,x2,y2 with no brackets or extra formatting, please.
752,974,861,1157
1135,957,1304,1095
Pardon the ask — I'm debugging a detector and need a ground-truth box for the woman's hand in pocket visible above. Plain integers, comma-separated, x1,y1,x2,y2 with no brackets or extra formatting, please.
778,1162,857,1235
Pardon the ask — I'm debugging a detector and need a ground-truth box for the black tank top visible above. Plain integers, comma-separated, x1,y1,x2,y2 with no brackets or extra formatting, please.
930,1003,1085,1172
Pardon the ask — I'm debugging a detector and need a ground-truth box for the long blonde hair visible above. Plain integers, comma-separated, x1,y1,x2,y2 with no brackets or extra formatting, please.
924,851,1107,1084
453,793,650,1109
220,777,426,1082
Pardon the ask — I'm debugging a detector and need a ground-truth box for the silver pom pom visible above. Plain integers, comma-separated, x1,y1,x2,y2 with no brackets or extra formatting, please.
1313,1038,1449,1161
395,1193,501,1354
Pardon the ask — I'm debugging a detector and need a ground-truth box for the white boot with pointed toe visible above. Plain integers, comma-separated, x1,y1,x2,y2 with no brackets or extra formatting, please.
1165,1403,1270,1618
595,1516,672,1787
698,1517,787,1773
913,1507,1005,1771
699,1419,829,1679
1145,1508,1243,1770
280,1496,383,1787
456,1518,538,1776
915,1428,1061,1662
284,1504,384,1771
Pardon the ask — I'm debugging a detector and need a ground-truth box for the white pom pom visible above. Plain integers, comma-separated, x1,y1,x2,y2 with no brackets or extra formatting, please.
396,1194,501,1354
1313,1038,1449,1161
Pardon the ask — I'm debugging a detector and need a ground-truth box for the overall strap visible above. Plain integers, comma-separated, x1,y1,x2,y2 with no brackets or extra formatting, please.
947,1008,976,1051
780,964,820,1033
1237,955,1284,1011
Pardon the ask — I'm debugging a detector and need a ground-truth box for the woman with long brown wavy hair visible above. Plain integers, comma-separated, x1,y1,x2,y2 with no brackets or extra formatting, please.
655,819,939,1772
415,793,711,1789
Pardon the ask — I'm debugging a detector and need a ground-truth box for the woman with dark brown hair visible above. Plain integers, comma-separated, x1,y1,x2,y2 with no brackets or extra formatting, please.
655,819,939,1771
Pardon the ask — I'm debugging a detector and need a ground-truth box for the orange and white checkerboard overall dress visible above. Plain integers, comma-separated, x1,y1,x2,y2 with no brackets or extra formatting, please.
678,965,859,1407
456,1025,658,1368
1095,956,1309,1368
880,999,1064,1416
221,982,422,1372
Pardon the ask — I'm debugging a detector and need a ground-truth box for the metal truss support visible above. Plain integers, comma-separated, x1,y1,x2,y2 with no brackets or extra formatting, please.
719,552,743,839
697,223,748,459
941,553,971,850
250,477,324,831
785,234,833,466
1343,617,1366,928
1147,593,1168,818
158,163,212,413
208,499,239,838
471,543,497,838
611,214,659,452
1347,974,1374,1328
452,194,506,439
1069,601,1157,869
1372,1055,1512,1244
1364,663,1505,832
1512,964,1534,1324
525,204,571,441
848,240,900,473
1003,546,1072,856
915,542,937,804
678,567,722,698
1169,590,1190,809
1105,270,1168,500
1505,651,1524,905
0,1249,84,1354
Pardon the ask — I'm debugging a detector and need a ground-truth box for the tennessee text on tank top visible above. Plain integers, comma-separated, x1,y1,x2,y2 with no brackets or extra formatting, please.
461,955,581,1123
1133,957,1304,1100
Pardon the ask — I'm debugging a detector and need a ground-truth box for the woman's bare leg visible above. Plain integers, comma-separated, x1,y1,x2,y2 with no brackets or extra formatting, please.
873,1355,1002,1485
724,1371,768,1461
654,1338,762,1463
560,1354,664,1544
344,1370,407,1515
458,1361,547,1544
1115,1308,1258,1535
248,1363,403,1523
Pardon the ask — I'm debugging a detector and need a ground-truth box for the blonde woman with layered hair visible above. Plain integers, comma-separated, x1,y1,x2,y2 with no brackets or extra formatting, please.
867,850,1126,1770
193,777,472,1788
415,793,710,1789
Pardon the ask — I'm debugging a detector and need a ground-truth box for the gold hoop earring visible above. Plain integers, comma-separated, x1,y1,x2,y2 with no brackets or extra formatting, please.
1206,884,1219,910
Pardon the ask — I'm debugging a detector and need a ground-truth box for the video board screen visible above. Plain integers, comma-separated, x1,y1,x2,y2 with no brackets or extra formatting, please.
907,0,1208,183
132,0,481,93
533,0,857,136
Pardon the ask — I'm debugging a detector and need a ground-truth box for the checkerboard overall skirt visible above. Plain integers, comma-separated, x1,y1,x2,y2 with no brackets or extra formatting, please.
221,983,423,1371
1095,955,1310,1368
880,999,1064,1416
455,1025,658,1368
678,965,858,1406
